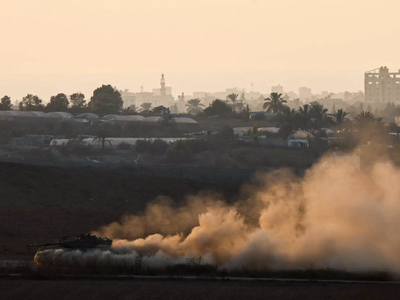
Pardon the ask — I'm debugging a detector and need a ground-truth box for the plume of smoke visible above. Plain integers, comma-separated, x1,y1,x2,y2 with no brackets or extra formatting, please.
39,157,400,273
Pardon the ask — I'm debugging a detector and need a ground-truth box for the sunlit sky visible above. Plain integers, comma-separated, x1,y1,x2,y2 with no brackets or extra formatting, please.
1,0,399,101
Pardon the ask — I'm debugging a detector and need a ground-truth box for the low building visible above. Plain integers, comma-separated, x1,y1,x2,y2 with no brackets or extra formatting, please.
142,116,164,123
170,117,199,132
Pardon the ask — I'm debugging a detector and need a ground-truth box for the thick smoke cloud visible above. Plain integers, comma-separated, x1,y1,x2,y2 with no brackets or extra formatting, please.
37,158,400,272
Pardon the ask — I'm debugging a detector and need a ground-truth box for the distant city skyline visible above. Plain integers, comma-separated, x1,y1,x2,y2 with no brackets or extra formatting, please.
0,69,368,102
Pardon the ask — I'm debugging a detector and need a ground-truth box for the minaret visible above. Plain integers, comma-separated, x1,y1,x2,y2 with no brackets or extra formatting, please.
160,73,166,96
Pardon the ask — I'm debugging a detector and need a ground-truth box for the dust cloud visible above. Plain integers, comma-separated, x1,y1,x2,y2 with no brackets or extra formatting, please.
37,158,400,272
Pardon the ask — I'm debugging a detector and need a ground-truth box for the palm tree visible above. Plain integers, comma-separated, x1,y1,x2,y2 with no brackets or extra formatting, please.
140,102,152,113
227,93,239,104
309,101,331,130
354,110,375,123
298,104,312,131
186,99,204,115
354,111,384,128
122,105,137,115
263,93,287,113
235,101,245,112
277,106,298,138
152,105,170,115
299,104,311,116
279,106,298,126
292,98,302,109
330,109,349,125
354,111,385,144
94,126,111,151
227,93,240,112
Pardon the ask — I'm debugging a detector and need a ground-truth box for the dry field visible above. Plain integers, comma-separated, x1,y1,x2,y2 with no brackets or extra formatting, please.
2,162,400,299
1,279,400,300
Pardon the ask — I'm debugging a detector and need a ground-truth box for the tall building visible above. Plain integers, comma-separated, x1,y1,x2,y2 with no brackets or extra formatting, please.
365,66,400,103
299,87,312,99
120,89,136,108
153,73,172,96
121,73,175,109
271,84,284,94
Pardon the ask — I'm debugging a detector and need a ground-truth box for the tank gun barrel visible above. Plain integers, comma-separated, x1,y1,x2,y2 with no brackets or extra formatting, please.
27,242,60,247
27,234,113,250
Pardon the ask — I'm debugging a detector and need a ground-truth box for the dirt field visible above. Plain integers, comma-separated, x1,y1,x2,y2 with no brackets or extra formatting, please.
0,162,238,260
2,162,400,299
1,279,400,300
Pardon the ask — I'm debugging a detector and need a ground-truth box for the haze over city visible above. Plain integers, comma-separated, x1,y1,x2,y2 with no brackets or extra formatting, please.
1,0,400,100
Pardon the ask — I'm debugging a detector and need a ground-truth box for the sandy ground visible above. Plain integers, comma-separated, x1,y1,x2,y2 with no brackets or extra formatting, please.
2,279,400,300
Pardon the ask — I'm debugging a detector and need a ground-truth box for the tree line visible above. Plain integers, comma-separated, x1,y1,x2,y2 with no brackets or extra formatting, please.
0,85,124,115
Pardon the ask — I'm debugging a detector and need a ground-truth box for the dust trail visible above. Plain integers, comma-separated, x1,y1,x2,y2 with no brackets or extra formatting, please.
37,158,400,272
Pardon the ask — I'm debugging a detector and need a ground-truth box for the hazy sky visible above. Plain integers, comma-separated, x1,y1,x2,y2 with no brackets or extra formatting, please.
1,0,399,101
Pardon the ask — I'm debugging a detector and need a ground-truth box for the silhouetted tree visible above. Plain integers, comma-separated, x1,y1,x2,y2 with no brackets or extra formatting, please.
263,93,287,113
122,105,137,115
94,125,111,150
152,105,170,115
354,111,377,126
227,93,239,104
140,102,152,113
235,101,245,112
298,104,312,130
0,96,12,110
45,93,69,112
88,85,123,115
353,111,386,145
69,93,86,113
292,98,302,109
204,99,232,117
186,99,204,115
19,94,44,111
330,109,349,126
309,101,332,129
277,106,298,138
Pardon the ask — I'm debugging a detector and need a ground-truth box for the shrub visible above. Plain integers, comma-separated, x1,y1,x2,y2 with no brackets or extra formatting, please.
149,139,169,155
217,125,235,141
117,142,131,150
204,99,232,117
135,139,152,153
183,139,209,153
166,140,193,163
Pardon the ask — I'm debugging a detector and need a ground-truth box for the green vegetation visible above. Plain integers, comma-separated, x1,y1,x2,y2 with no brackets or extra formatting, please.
88,85,123,115
166,140,193,162
45,93,70,112
69,92,87,114
204,99,232,117
263,92,287,113
0,95,12,110
19,94,44,111
140,102,152,114
186,99,204,115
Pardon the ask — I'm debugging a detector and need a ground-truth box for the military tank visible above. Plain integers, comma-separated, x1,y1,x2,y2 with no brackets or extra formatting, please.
27,233,112,251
